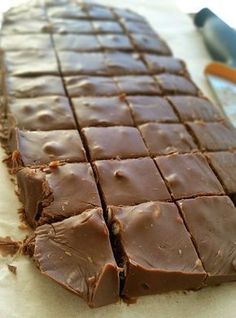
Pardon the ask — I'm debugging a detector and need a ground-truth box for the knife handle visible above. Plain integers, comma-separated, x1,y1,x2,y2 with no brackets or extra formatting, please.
194,8,236,67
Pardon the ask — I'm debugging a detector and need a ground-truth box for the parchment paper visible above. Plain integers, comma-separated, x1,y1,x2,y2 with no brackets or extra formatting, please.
1,1,236,317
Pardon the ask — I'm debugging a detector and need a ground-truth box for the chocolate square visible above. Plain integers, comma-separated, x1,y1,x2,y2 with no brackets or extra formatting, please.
115,75,161,94
168,96,223,122
94,158,171,206
109,201,206,298
1,34,53,51
1,20,51,34
72,96,133,127
131,33,171,54
86,5,114,20
51,19,94,34
58,51,108,75
155,74,198,95
179,196,236,285
4,50,59,76
105,52,148,75
65,76,120,97
29,209,120,308
5,76,65,97
139,123,197,156
47,5,88,19
98,34,133,51
126,96,178,124
114,8,145,22
156,153,224,199
143,54,186,74
122,20,155,35
9,129,86,166
53,34,101,51
92,21,123,34
82,126,148,160
206,151,236,197
7,96,76,131
4,6,46,21
187,121,236,151
17,163,101,227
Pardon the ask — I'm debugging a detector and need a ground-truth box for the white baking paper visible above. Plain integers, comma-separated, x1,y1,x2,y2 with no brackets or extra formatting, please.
0,1,235,317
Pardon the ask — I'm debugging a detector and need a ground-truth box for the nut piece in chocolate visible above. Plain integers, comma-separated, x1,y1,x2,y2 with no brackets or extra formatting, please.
109,201,206,298
28,209,120,307
17,163,101,227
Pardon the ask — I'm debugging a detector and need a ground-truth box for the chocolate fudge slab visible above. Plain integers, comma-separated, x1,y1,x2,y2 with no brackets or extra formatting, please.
94,158,171,206
82,126,148,160
28,209,120,307
187,122,236,151
155,153,224,199
3,50,59,76
72,96,133,127
9,129,86,167
1,34,53,51
143,54,186,75
155,74,199,95
139,123,197,156
65,76,120,97
17,163,101,227
130,33,171,55
53,34,102,51
115,75,161,95
57,51,108,75
126,96,178,124
4,76,65,98
206,152,236,199
7,96,76,131
168,96,223,122
179,196,236,285
104,52,148,75
109,202,206,298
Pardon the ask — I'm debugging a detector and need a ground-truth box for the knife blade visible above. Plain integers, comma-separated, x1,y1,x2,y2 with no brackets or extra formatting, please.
194,8,236,126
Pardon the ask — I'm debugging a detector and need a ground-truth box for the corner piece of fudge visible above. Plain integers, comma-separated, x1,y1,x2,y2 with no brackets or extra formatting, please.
25,208,120,308
17,163,101,227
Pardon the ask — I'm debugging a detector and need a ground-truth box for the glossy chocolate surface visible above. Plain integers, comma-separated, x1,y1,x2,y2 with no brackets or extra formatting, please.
109,201,206,297
30,209,120,307
156,153,224,199
179,196,236,285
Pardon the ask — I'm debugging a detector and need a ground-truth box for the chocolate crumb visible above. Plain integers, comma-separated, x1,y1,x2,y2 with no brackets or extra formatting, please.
7,264,17,275
49,160,60,168
119,93,126,102
0,236,21,257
